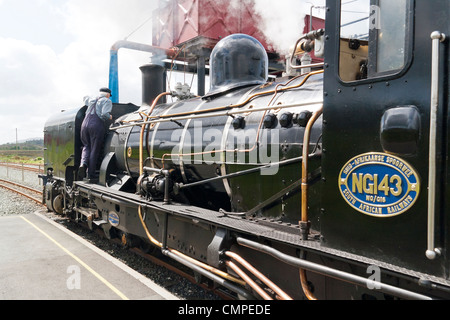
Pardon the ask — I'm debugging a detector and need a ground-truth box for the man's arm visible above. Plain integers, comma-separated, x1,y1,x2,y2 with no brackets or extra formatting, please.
100,99,113,121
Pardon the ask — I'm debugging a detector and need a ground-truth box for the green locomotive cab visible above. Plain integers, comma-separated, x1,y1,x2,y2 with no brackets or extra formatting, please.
322,0,450,287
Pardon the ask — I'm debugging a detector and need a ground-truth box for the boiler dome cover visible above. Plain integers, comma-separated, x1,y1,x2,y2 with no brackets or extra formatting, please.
205,34,268,98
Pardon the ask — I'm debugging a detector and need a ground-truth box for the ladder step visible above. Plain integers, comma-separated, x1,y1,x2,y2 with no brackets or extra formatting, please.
93,220,108,226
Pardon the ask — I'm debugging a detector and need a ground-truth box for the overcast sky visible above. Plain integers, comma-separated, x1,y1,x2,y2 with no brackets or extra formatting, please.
0,0,325,145
0,0,160,144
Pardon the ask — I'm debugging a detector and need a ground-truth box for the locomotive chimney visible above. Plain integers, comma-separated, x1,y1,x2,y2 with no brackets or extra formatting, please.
140,64,167,106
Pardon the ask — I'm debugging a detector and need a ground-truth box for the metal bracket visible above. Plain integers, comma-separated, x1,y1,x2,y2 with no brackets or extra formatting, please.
207,228,230,268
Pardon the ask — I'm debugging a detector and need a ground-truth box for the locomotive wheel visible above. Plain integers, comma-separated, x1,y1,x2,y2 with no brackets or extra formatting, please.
53,194,64,215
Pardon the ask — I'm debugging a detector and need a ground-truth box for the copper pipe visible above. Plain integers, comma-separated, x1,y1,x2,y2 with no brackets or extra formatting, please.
300,268,317,300
170,250,245,286
299,107,323,300
226,260,273,300
144,70,324,122
137,206,245,286
120,71,324,170
225,251,293,300
139,92,172,176
119,70,323,130
301,106,323,227
159,71,324,167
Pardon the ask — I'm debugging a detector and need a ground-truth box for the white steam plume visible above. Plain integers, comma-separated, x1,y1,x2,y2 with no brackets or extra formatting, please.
252,0,325,55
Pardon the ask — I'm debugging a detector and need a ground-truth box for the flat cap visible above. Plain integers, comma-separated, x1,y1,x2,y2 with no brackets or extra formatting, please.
100,87,112,95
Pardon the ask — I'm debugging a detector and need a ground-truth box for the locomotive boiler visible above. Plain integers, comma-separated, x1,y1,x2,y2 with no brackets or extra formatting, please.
41,0,450,300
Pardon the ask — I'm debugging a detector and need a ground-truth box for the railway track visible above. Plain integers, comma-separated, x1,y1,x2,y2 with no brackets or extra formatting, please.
0,179,43,205
0,163,44,174
0,177,228,300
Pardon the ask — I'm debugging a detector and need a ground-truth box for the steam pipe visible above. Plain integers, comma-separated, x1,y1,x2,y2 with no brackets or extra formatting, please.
112,100,324,131
111,70,325,131
299,251,317,300
225,251,293,300
139,92,172,176
299,106,323,300
236,237,433,300
290,29,324,66
136,206,246,287
301,106,323,238
225,260,273,300
165,249,254,299
309,6,326,32
108,40,176,103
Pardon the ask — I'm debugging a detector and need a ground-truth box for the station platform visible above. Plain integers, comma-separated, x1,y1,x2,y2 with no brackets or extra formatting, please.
0,211,179,300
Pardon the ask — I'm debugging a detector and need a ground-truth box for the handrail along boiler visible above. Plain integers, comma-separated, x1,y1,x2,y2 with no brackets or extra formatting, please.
41,0,450,299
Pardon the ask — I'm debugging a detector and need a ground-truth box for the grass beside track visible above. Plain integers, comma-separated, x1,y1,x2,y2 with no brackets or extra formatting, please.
0,150,44,165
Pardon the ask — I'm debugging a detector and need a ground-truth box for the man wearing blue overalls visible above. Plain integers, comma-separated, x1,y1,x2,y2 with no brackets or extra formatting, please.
78,87,113,181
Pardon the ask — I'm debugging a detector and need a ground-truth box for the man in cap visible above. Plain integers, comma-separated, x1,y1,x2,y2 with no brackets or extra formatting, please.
78,87,113,181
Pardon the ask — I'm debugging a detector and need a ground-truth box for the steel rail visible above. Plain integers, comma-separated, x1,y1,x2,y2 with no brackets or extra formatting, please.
0,179,43,205
0,163,43,173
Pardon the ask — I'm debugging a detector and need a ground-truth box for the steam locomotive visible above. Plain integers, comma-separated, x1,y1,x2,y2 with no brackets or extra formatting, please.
40,0,450,300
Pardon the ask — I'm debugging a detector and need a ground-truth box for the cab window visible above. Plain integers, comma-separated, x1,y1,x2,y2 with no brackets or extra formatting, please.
339,0,411,82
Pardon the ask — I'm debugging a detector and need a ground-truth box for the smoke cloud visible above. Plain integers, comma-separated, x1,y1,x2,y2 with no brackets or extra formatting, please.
253,0,326,56
252,0,310,55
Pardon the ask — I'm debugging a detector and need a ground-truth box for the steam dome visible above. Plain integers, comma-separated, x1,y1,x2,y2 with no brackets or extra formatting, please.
205,34,269,98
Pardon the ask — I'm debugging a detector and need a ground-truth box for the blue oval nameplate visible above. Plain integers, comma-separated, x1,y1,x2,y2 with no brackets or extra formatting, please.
338,152,420,217
108,212,120,227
